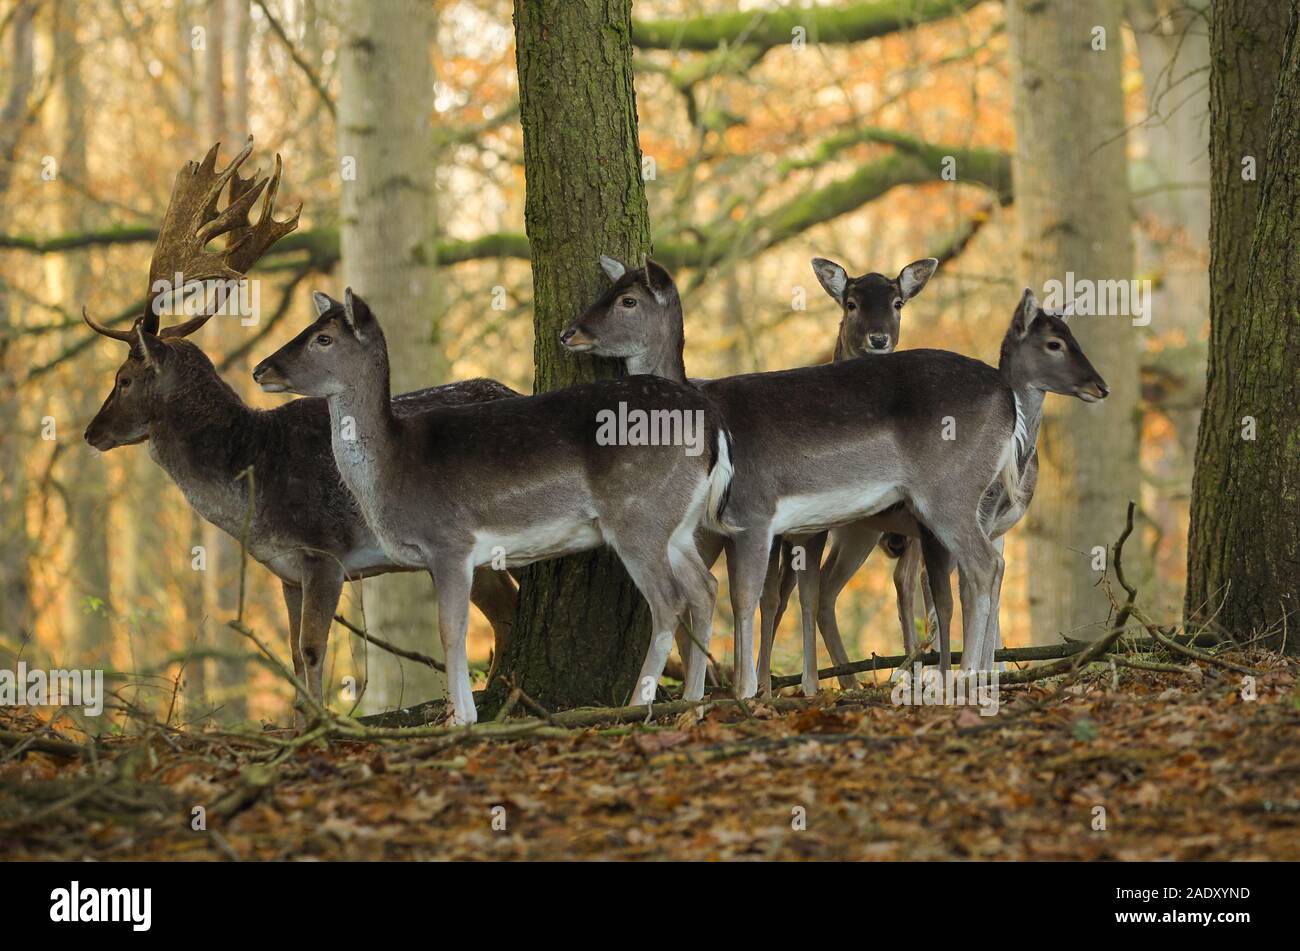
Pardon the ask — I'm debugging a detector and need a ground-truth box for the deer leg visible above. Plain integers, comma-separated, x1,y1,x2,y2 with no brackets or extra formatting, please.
429,555,477,726
919,526,954,673
756,539,784,697
952,530,1002,674
674,540,720,704
470,566,516,686
796,532,827,696
668,531,725,686
771,539,799,634
299,556,346,713
279,579,308,728
611,538,688,708
894,538,922,656
726,528,774,700
816,522,881,690
982,536,1007,671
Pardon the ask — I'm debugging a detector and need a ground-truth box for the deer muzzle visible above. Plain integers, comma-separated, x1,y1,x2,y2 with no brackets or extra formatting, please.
559,325,595,351
252,360,290,393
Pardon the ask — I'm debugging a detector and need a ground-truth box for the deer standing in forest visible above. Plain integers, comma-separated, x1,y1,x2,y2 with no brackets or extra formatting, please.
83,140,519,722
252,288,735,725
563,258,1108,696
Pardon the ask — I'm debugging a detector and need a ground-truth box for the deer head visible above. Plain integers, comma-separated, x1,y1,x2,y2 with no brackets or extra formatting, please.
83,138,300,451
252,288,385,399
559,255,687,383
1000,289,1109,401
810,257,938,356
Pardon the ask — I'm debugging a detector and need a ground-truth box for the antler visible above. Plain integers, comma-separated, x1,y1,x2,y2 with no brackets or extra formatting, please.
84,137,300,344
143,136,301,336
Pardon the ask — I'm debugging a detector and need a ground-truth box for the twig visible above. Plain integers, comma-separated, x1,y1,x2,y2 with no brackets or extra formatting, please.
335,613,445,673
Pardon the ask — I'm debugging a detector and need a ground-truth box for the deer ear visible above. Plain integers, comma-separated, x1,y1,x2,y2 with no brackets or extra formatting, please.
598,254,628,282
644,257,674,305
342,287,372,338
898,258,938,301
312,291,338,316
133,321,168,373
1012,288,1040,339
811,258,848,304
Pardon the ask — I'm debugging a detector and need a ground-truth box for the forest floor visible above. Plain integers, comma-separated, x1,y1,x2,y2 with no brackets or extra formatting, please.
2,644,1297,861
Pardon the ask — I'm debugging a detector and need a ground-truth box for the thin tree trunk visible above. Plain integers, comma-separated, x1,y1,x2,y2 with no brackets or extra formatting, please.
0,1,35,651
1126,0,1211,604
485,0,655,713
228,0,249,140
338,0,443,712
53,0,113,664
1185,0,1300,647
1008,0,1138,643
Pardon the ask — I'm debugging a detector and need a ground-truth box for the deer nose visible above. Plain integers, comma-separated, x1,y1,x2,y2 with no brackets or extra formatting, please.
558,327,576,344
867,333,891,351
252,362,271,382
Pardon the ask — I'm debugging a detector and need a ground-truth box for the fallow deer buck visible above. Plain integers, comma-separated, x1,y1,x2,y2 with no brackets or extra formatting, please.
562,259,1108,695
83,139,520,721
252,288,735,725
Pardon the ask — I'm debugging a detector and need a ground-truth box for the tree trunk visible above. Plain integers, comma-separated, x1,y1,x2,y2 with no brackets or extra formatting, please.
485,0,654,713
1126,0,1211,606
1185,1,1300,647
0,1,35,652
54,0,113,664
1007,0,1138,643
338,0,443,712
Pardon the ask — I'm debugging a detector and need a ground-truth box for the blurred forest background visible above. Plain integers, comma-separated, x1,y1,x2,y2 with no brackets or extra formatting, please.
0,0,1217,724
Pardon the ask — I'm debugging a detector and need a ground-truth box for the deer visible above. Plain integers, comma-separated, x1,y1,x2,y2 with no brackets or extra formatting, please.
562,255,937,695
82,139,520,723
760,256,941,694
251,288,735,725
561,258,1108,696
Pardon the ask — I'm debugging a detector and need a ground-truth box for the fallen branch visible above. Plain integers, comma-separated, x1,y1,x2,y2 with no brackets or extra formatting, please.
770,632,1219,688
0,728,92,759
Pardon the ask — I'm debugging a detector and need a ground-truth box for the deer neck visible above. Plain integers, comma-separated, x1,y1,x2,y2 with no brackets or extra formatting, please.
626,341,687,384
998,350,1046,470
147,364,262,535
626,298,687,383
324,352,401,524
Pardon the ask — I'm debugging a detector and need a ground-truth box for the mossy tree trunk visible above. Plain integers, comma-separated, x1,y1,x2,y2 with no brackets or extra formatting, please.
1185,1,1300,648
487,0,654,712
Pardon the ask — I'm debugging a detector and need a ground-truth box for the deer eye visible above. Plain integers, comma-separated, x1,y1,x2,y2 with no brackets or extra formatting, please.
893,298,904,311
315,334,333,346
845,301,857,312
1046,339,1064,352
620,296,637,308
118,377,131,390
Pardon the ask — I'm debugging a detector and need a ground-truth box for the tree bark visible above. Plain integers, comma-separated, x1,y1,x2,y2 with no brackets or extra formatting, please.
485,0,655,713
52,0,113,664
338,0,444,712
1008,0,1138,643
1185,0,1300,648
0,1,35,651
